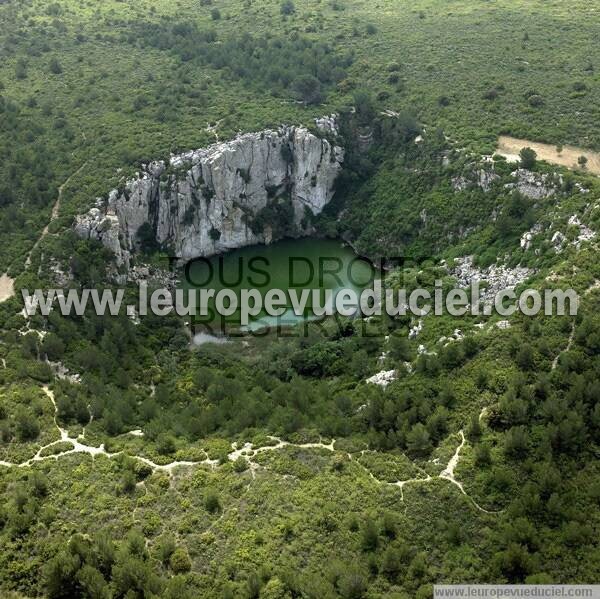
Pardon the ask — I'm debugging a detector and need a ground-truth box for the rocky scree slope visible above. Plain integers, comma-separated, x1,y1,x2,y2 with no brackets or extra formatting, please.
75,120,343,273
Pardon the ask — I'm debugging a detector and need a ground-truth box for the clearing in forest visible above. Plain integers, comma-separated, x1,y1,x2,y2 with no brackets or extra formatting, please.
0,273,14,303
496,135,600,175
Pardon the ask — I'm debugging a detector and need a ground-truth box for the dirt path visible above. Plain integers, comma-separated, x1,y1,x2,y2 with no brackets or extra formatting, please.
552,322,575,371
25,163,87,268
0,387,221,472
440,431,466,490
496,136,600,175
0,388,498,513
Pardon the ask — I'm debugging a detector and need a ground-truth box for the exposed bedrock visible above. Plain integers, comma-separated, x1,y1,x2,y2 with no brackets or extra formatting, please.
75,118,344,273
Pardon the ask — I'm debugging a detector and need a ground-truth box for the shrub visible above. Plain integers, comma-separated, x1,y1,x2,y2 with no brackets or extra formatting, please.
504,426,530,459
331,454,346,472
233,457,248,472
338,572,367,598
361,517,378,551
467,413,482,441
474,443,492,467
519,147,537,170
280,0,295,15
49,58,63,74
381,511,397,539
406,423,432,457
528,94,544,107
134,461,153,481
210,8,221,20
15,407,39,441
204,489,221,513
121,470,137,494
381,545,405,581
15,59,27,80
292,74,323,105
515,343,534,370
156,434,176,455
169,547,192,573
156,535,176,564
41,333,65,361
246,572,261,598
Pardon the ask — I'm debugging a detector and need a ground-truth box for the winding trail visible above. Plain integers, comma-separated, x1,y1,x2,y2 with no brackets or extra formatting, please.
0,163,87,306
440,431,466,491
0,387,499,513
25,163,87,268
552,322,575,371
438,431,498,513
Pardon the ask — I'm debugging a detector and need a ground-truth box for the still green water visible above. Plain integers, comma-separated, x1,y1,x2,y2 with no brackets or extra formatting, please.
181,238,375,332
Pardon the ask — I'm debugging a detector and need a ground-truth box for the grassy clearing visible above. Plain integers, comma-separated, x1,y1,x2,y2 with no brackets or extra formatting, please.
497,135,600,174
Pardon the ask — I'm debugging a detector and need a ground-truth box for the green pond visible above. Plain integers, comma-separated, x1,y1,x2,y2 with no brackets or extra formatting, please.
180,238,375,333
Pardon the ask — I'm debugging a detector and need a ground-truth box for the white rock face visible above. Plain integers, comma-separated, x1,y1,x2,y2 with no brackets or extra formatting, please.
568,214,597,247
452,256,532,303
75,122,344,270
366,370,396,387
505,169,559,200
520,223,543,251
451,167,499,192
551,231,567,250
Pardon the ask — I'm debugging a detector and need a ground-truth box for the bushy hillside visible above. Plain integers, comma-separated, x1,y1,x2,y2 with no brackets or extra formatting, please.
0,1,599,598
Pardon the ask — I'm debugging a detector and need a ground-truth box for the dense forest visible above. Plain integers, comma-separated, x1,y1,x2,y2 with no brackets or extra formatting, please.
0,0,599,597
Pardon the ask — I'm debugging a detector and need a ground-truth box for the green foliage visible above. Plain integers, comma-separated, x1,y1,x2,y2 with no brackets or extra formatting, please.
280,1,295,16
204,489,221,513
49,57,63,75
250,195,296,238
233,456,249,472
0,2,599,597
127,21,352,106
169,547,192,573
519,147,537,169
136,222,159,254
406,423,432,458
15,405,40,441
361,517,379,551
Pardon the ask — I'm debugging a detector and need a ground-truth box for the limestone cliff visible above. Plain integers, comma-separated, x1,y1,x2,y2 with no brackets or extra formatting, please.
75,119,343,271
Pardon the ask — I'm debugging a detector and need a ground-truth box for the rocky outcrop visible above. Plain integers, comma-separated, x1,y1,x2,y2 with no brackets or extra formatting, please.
520,223,543,251
567,214,596,247
505,169,560,200
452,256,533,303
451,167,499,193
75,120,344,272
366,370,396,387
